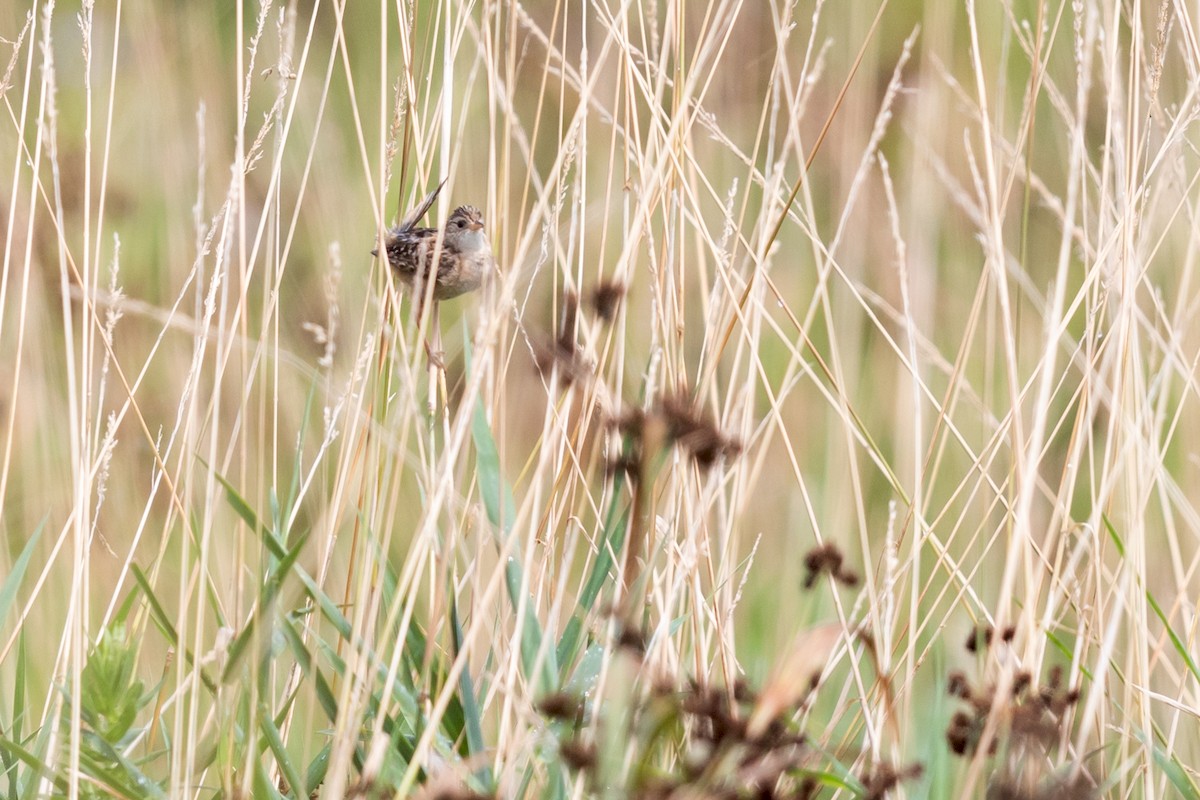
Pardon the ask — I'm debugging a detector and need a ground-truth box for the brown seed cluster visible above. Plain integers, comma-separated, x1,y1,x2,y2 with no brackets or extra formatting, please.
609,389,742,478
965,623,1016,653
534,291,588,386
607,407,649,482
536,691,586,723
587,278,627,322
558,738,598,772
354,777,497,800
549,671,921,800
986,771,1098,800
859,762,924,800
533,281,628,385
801,543,859,589
556,677,822,800
615,618,649,657
658,390,743,470
533,292,742,481
945,664,1081,758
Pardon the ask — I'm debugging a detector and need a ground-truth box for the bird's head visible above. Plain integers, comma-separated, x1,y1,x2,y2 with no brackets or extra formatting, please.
444,205,489,251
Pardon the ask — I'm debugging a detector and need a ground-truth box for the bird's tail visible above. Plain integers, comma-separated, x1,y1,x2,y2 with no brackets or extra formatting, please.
397,178,447,232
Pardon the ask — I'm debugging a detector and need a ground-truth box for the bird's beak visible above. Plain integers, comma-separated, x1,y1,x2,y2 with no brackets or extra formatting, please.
469,222,484,232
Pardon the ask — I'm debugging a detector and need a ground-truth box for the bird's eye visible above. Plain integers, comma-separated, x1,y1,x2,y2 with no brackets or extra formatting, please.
455,219,464,228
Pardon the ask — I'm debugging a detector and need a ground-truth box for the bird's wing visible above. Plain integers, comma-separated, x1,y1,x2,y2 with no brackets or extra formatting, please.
384,227,433,273
397,178,447,231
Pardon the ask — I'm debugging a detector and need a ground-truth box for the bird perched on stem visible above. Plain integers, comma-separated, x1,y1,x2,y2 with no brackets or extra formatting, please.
374,179,495,302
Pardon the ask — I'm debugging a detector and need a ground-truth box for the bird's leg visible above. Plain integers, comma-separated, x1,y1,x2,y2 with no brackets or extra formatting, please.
410,267,444,369
424,315,446,370
425,302,445,414
413,291,444,366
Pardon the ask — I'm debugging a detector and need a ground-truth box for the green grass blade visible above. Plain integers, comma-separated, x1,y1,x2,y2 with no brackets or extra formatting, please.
278,613,313,674
5,634,27,800
0,518,44,627
313,667,339,723
208,463,273,540
0,736,67,796
1145,591,1200,683
563,644,605,699
1136,729,1200,800
450,596,487,778
556,501,629,669
304,743,331,796
471,396,516,535
1102,513,1125,557
216,480,356,651
80,731,168,800
471,399,557,694
222,530,310,683
131,565,217,693
259,706,305,800
131,565,178,644
252,753,285,800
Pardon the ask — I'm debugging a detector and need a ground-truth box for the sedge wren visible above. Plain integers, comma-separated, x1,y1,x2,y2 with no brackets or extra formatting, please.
374,179,495,301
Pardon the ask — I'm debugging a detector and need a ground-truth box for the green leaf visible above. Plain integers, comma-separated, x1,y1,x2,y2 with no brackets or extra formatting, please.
557,502,629,668
0,736,68,795
313,667,339,724
1043,630,1094,683
259,706,304,800
1102,513,1125,557
471,397,516,535
450,596,488,781
78,730,168,799
80,625,145,743
278,613,313,674
471,399,557,695
0,518,44,627
564,645,605,700
222,529,310,683
216,480,354,651
131,565,217,693
17,724,53,800
1146,591,1200,684
304,743,331,796
1138,729,1200,800
3,635,26,800
798,768,860,793
209,465,271,540
252,752,284,800
799,741,864,794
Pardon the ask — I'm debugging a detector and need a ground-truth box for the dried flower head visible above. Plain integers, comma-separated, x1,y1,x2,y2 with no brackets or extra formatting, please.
559,738,596,772
657,389,741,469
802,543,858,589
588,278,627,321
537,692,584,722
944,666,1080,759
861,762,924,800
534,292,587,385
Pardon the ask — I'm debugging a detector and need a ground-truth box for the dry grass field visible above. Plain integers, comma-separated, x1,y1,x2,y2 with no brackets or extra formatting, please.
2,0,1199,797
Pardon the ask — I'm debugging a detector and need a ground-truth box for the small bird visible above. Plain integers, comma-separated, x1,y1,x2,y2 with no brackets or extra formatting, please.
374,179,495,301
